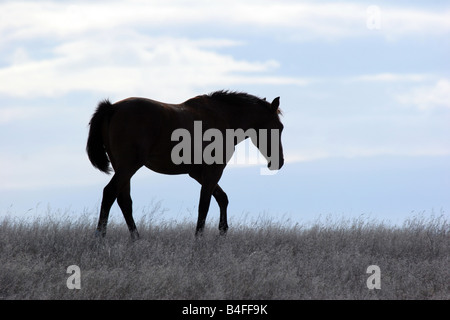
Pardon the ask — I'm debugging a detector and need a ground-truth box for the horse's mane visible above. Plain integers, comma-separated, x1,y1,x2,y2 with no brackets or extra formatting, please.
207,90,266,107
207,90,281,115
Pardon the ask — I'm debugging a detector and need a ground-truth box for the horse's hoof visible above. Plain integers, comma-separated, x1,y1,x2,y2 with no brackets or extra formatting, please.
94,229,105,238
130,230,140,242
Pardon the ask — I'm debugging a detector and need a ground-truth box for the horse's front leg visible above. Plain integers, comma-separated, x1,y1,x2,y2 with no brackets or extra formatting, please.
195,185,213,236
191,166,225,237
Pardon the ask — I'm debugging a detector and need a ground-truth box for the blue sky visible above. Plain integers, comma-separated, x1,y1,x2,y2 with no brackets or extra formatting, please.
1,1,449,226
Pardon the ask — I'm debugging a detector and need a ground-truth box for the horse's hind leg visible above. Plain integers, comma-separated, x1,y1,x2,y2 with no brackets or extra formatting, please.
117,182,139,241
95,169,137,238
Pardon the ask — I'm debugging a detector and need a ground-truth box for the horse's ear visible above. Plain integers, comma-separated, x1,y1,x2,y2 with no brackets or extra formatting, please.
263,97,266,101
271,97,280,113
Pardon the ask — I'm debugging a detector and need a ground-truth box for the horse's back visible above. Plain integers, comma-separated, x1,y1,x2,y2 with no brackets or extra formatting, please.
105,97,193,171
113,97,169,113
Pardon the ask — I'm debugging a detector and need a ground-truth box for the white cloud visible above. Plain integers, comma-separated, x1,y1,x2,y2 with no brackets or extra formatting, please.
0,1,448,98
381,7,450,38
0,33,309,99
1,1,449,43
353,73,432,83
396,79,450,110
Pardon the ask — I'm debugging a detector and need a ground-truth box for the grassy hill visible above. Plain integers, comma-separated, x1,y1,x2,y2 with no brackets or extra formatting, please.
0,210,448,299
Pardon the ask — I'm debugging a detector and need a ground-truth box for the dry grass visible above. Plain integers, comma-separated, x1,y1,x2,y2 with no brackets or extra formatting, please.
0,209,448,300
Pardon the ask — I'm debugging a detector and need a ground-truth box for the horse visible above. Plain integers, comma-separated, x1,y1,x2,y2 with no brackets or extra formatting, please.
86,90,284,240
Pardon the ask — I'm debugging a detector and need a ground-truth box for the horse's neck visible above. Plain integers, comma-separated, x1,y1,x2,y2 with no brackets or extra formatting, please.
224,104,260,131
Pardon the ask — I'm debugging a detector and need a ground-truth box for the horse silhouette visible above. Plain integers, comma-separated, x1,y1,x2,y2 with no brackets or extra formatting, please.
87,90,284,240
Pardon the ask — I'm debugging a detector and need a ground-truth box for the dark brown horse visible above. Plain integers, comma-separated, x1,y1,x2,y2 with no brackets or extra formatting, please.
86,90,284,240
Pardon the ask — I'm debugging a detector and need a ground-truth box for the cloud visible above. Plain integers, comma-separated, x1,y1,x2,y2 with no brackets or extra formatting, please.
396,79,450,110
0,34,308,99
381,7,450,38
352,73,432,83
1,1,448,98
1,1,449,43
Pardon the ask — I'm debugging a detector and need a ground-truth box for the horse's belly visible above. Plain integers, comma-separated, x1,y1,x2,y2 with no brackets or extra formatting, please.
144,159,191,175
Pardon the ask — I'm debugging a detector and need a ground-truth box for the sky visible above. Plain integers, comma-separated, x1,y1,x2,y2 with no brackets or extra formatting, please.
0,1,449,227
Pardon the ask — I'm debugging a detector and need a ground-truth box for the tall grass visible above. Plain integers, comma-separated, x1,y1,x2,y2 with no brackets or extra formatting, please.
0,209,448,299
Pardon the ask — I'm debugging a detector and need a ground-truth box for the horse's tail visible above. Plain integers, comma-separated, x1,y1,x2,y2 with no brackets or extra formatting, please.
86,99,115,174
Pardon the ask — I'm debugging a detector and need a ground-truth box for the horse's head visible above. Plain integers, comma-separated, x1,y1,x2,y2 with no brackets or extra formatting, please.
251,97,284,171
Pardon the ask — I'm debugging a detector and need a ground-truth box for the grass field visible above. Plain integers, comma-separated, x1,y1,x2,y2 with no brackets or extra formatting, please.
0,209,448,300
